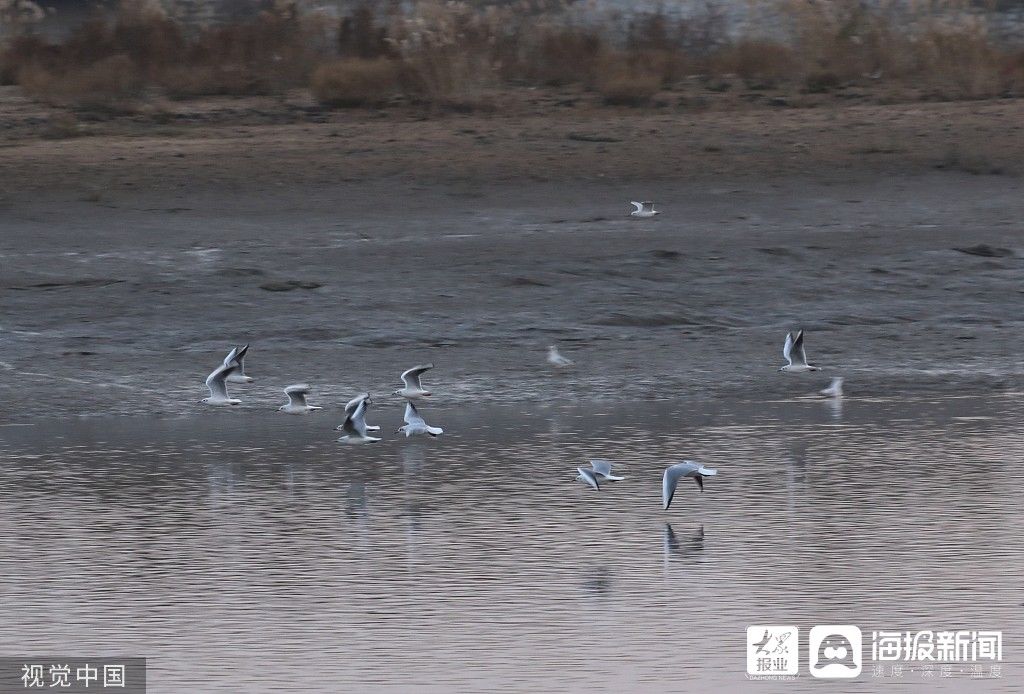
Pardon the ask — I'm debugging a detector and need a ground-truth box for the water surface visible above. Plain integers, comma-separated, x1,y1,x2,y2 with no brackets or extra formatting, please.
1,396,1021,692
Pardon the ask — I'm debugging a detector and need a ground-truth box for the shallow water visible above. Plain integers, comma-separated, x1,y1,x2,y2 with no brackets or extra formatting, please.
1,396,1022,692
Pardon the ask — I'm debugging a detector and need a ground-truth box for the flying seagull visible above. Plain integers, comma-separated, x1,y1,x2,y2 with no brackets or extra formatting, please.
819,377,843,398
279,384,323,414
576,466,601,491
343,392,380,431
547,345,574,368
203,362,241,406
663,461,718,510
337,399,381,444
398,401,444,437
224,344,253,383
394,364,434,399
587,459,624,482
630,201,659,218
779,330,819,372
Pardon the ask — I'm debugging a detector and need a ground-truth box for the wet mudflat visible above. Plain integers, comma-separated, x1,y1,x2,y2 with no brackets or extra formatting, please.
1,172,1023,417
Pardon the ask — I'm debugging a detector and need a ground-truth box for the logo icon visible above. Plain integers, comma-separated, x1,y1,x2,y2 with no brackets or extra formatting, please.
809,625,862,678
746,625,798,676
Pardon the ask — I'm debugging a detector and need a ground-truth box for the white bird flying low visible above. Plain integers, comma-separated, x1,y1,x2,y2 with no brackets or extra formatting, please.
587,459,624,482
780,330,819,372
576,466,601,491
394,364,434,399
663,461,718,510
224,344,254,383
630,201,659,218
342,392,380,431
819,377,843,398
547,345,574,368
203,362,241,406
398,401,444,437
279,383,323,414
337,399,381,444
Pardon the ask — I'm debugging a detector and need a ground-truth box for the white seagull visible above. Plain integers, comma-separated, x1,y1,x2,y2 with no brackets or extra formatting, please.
630,201,659,218
576,467,601,491
203,362,241,406
663,461,718,510
279,384,323,414
394,364,434,399
224,344,254,383
547,345,574,368
337,399,381,444
779,330,819,372
398,402,444,437
587,459,624,482
819,377,843,397
343,392,380,431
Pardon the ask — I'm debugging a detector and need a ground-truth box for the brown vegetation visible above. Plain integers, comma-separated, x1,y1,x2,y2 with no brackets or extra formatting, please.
0,0,1022,115
310,58,400,107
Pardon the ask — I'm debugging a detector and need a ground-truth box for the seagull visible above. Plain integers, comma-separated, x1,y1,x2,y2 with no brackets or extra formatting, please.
547,345,574,368
663,461,718,510
575,466,601,491
279,384,323,414
819,377,843,397
337,399,381,444
398,402,444,437
779,330,819,372
343,392,380,431
394,364,434,399
587,459,624,482
630,201,659,218
202,362,241,406
224,344,254,383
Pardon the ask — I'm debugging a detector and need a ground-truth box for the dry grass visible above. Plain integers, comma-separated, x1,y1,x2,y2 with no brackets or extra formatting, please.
597,66,661,106
1,0,1022,114
18,54,144,111
311,58,400,107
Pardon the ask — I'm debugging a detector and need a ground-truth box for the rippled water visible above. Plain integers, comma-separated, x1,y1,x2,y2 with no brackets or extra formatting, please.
1,396,1022,692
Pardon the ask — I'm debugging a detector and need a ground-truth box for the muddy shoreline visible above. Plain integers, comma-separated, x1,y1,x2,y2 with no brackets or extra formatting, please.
1,98,1023,419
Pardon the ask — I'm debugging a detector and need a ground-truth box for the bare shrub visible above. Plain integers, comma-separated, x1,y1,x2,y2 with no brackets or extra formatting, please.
311,57,399,107
2,0,1022,112
526,28,605,86
597,64,661,106
19,54,143,111
711,41,797,87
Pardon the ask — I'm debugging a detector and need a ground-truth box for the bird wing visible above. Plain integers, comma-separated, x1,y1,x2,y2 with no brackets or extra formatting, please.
345,392,370,415
577,467,600,491
342,399,369,437
792,330,808,366
642,201,655,212
401,363,433,390
222,347,240,368
663,462,700,510
283,384,309,407
404,401,427,426
589,459,613,477
235,344,249,369
205,363,235,399
782,332,794,365
631,201,646,213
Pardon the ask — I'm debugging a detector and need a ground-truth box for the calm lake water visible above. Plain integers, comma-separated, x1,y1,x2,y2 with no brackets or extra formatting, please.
1,395,1022,692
